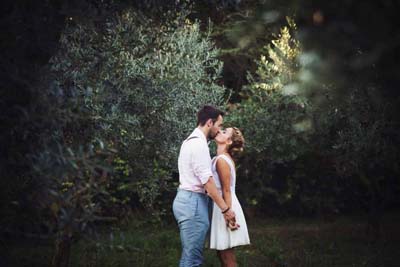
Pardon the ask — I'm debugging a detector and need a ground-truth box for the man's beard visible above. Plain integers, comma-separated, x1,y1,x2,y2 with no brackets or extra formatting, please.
208,131,217,140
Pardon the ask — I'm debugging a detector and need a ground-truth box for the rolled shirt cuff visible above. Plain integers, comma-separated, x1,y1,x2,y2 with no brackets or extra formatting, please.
199,173,213,185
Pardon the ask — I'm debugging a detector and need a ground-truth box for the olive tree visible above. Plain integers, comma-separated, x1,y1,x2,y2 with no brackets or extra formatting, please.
41,9,225,266
227,19,312,212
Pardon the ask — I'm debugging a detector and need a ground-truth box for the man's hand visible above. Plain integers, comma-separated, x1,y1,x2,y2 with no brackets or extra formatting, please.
226,219,240,231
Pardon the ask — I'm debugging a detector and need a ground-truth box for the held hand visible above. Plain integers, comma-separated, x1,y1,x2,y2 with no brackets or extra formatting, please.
226,219,240,231
223,208,236,222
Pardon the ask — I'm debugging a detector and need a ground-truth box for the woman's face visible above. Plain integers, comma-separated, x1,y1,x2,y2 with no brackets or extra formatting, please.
215,127,233,145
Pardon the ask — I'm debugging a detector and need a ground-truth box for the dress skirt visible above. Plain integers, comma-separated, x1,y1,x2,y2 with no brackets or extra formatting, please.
209,192,250,250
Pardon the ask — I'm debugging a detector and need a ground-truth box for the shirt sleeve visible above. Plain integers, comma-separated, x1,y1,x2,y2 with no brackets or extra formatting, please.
191,140,213,184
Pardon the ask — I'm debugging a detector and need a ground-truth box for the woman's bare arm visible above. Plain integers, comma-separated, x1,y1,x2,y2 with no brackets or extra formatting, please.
216,158,232,209
216,157,239,229
204,177,236,221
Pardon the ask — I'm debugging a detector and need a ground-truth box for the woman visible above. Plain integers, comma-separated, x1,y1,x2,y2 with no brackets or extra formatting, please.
209,127,250,267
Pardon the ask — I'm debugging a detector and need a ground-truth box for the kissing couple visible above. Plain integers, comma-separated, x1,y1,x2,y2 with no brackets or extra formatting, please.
173,105,250,267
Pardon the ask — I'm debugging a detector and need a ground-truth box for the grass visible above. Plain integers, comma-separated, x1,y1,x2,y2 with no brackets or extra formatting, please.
4,213,400,267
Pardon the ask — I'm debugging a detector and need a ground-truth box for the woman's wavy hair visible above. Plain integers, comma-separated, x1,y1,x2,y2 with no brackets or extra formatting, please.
227,127,245,160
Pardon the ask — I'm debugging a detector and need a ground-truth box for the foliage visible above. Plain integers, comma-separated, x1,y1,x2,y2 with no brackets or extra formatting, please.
0,6,226,266
227,18,312,210
332,88,397,181
35,141,116,267
329,87,400,236
251,18,300,94
48,9,225,219
2,0,400,242
233,18,309,160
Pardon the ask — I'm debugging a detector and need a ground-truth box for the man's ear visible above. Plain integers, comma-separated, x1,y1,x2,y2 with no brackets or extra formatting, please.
206,118,213,127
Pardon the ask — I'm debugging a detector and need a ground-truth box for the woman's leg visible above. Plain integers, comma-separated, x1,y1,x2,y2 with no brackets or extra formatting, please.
218,248,236,267
216,250,224,267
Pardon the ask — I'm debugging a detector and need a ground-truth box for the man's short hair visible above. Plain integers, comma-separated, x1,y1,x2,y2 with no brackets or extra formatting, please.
197,105,225,126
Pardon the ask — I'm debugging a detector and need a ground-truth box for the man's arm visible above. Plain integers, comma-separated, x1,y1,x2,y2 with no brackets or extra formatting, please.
191,140,236,221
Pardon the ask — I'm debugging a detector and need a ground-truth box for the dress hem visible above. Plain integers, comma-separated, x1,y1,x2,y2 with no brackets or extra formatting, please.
209,242,251,251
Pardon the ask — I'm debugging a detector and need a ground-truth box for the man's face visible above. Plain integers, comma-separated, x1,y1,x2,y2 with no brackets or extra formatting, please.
208,115,223,140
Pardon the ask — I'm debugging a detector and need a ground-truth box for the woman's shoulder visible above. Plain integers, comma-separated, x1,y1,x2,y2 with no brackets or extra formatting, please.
214,154,234,168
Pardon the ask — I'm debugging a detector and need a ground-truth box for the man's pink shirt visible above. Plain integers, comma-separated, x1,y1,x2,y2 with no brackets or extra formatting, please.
178,128,213,194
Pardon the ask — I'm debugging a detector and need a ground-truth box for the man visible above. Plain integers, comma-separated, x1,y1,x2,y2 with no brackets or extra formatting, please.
172,105,237,267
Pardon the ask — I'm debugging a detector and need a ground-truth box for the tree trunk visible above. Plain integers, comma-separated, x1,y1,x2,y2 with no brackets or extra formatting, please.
366,188,383,244
52,232,72,267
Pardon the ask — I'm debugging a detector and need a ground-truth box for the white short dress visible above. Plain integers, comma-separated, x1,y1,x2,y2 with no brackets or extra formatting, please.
209,154,250,250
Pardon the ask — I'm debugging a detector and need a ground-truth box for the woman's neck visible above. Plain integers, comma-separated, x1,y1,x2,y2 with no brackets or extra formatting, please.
217,145,228,155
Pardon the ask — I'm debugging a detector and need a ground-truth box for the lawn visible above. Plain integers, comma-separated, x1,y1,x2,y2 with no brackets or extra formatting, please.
4,213,400,267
